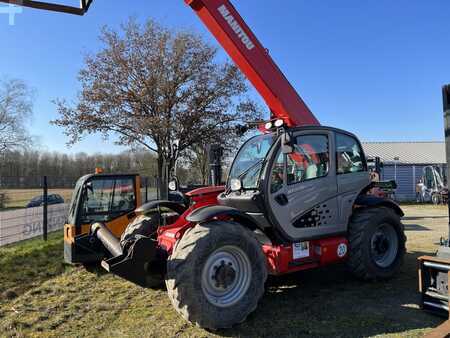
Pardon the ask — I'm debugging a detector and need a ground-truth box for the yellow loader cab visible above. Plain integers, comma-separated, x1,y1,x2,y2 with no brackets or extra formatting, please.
64,173,141,265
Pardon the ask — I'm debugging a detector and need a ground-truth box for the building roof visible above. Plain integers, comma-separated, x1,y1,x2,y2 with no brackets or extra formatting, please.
362,142,445,165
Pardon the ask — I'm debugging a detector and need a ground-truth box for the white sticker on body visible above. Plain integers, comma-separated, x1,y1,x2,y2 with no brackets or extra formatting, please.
337,243,348,258
293,242,309,260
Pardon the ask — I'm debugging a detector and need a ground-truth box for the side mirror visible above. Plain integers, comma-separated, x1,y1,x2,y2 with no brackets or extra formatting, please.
168,178,179,192
281,132,293,154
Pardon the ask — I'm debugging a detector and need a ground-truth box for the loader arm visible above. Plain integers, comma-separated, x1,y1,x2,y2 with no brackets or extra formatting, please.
186,0,319,127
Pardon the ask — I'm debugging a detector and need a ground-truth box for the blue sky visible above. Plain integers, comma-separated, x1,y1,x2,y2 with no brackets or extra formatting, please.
0,0,449,154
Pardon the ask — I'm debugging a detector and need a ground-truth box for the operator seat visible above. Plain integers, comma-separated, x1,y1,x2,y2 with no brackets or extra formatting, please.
305,164,318,180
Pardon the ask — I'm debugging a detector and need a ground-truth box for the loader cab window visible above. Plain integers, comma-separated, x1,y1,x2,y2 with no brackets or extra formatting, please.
287,135,329,184
228,134,275,190
80,177,136,223
271,151,285,193
336,133,366,175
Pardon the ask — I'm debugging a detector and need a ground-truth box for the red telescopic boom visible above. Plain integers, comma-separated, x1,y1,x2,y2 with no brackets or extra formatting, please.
185,0,320,127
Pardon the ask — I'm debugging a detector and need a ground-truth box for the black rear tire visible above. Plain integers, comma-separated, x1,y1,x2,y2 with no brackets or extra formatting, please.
347,207,406,280
432,193,441,205
165,221,267,329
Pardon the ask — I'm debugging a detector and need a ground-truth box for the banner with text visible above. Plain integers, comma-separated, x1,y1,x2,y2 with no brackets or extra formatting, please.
0,204,69,246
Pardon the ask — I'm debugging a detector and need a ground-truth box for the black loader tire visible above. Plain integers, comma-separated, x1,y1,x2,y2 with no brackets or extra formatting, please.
120,212,178,250
165,221,267,329
347,206,406,280
120,213,177,288
119,214,157,250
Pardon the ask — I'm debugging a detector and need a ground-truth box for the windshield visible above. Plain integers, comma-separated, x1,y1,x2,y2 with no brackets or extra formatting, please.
228,134,276,190
80,177,136,223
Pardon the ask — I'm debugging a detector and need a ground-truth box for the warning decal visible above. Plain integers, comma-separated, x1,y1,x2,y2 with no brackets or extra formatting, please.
293,242,309,260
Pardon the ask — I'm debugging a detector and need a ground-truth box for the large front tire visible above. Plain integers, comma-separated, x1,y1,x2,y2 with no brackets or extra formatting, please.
165,221,267,329
347,207,406,280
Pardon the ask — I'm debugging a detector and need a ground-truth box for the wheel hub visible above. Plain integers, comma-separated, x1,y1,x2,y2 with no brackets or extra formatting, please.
370,224,399,268
373,233,390,255
201,245,252,308
213,260,237,289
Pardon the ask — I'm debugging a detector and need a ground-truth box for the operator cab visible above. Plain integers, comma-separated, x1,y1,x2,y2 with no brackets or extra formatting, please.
64,173,141,264
219,125,370,242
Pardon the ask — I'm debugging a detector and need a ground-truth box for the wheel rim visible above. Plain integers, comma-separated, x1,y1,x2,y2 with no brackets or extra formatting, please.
370,223,399,268
201,245,252,308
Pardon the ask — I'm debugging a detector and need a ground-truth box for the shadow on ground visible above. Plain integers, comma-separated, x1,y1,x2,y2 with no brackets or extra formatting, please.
217,251,443,337
404,223,431,231
403,216,448,221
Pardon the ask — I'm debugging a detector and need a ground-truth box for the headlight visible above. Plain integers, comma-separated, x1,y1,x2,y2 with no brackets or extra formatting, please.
168,180,178,191
264,121,273,130
274,119,284,127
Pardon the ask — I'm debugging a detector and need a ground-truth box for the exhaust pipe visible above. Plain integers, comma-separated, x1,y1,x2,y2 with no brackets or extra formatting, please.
91,222,123,257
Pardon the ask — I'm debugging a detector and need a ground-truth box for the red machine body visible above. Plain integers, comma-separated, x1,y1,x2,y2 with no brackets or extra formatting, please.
157,0,345,276
158,188,348,275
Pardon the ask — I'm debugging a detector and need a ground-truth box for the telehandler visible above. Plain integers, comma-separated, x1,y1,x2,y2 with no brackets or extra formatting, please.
3,0,407,329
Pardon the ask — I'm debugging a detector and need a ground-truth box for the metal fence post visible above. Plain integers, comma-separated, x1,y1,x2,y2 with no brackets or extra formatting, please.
43,176,48,241
155,176,159,200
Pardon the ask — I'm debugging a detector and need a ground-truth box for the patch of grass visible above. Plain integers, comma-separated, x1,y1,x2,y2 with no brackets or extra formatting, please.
0,231,71,305
0,205,447,337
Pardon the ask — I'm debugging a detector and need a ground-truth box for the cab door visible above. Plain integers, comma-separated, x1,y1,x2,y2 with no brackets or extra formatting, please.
335,132,370,226
265,130,341,241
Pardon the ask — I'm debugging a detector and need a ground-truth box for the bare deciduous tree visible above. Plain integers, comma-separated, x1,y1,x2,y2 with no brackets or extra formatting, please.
0,78,34,154
53,19,260,182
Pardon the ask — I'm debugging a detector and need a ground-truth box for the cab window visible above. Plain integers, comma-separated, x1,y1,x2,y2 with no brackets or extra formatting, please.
80,177,136,223
287,135,329,185
271,151,285,193
336,133,366,174
229,134,275,190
